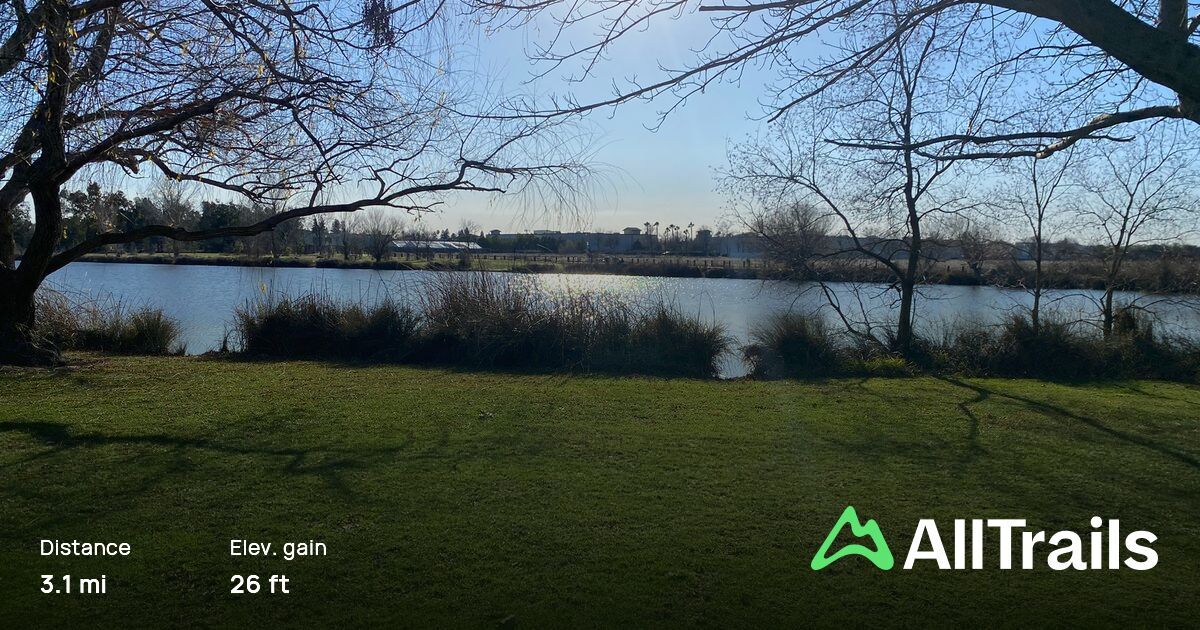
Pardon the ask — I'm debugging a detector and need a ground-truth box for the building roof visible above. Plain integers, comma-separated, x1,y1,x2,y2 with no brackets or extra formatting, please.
391,240,482,251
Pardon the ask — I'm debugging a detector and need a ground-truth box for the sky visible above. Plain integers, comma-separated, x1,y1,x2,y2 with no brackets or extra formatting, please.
434,8,779,234
65,5,1188,242
64,7,769,236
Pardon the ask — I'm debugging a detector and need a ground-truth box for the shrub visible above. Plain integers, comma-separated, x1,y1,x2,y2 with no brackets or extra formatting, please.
416,274,729,376
740,309,1199,383
1096,312,1200,382
988,316,1099,379
233,294,419,361
605,304,730,378
927,322,996,376
918,312,1200,382
744,312,841,378
33,291,184,356
231,276,730,377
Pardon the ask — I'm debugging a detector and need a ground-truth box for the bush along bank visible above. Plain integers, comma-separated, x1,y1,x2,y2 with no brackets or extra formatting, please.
232,274,730,378
744,311,1200,382
34,292,185,356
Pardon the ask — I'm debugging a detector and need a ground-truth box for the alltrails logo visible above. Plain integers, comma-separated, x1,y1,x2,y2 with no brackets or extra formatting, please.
811,506,894,570
811,506,1158,571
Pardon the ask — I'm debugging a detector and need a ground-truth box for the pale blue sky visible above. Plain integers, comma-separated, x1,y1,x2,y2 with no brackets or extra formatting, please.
75,9,769,234
438,9,780,234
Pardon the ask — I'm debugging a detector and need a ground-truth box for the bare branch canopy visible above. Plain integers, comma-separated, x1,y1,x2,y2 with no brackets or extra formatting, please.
0,0,592,363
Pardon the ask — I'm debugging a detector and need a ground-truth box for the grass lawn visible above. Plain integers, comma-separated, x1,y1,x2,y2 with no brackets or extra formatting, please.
1,356,1198,626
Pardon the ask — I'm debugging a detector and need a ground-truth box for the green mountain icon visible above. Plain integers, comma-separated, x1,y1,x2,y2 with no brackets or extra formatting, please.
811,505,894,571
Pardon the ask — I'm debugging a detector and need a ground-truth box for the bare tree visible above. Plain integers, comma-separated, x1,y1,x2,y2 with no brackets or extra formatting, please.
724,15,973,354
361,208,404,263
942,215,999,284
1074,128,1199,335
734,199,831,282
337,213,359,261
151,176,194,259
457,219,482,239
996,152,1076,334
0,1,589,364
477,0,1200,156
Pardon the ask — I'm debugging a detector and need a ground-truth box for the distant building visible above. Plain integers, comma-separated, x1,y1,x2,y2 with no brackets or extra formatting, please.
710,234,766,259
390,240,482,253
485,229,659,254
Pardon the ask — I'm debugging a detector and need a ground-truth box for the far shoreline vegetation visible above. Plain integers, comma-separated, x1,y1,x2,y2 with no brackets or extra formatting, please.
60,249,1200,295
10,178,1199,294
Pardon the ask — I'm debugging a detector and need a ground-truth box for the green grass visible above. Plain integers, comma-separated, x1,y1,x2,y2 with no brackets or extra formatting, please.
1,356,1198,626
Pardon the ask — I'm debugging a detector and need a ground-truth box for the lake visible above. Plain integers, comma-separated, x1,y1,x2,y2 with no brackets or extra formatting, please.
47,262,1200,377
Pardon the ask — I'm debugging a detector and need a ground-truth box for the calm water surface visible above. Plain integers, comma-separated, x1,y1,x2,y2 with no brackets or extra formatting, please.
47,262,1200,377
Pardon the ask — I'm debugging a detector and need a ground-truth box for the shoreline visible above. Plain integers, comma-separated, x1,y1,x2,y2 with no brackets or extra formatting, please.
72,252,771,279
64,252,1200,295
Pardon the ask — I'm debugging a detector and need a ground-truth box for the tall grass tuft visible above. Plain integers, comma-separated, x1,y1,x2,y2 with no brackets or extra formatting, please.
923,312,1200,381
31,290,83,350
743,312,842,378
416,273,566,368
417,274,729,376
231,274,730,377
742,309,1199,383
33,290,185,355
597,304,731,378
233,294,419,362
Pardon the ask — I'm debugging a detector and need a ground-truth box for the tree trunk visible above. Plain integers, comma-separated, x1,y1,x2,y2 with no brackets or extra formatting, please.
1101,246,1123,338
896,274,915,355
0,183,66,366
1102,288,1115,337
0,204,14,269
1031,235,1043,335
0,270,61,365
896,235,920,354
1030,269,1042,336
895,215,922,357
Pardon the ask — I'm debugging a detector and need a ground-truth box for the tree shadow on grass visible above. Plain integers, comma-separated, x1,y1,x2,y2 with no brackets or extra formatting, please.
0,417,552,481
946,379,988,463
816,376,987,464
206,352,719,382
1114,382,1200,408
0,420,416,501
842,377,905,405
937,377,1200,473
